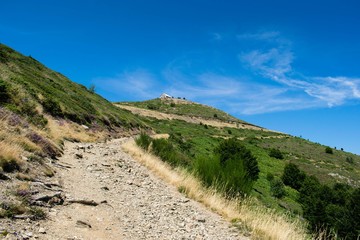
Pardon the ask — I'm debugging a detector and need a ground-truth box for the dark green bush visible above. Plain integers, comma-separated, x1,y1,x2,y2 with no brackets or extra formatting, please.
0,79,10,103
0,158,20,173
282,163,306,190
270,178,286,198
325,146,333,154
269,148,284,159
266,172,274,181
170,102,176,107
151,138,190,167
42,98,63,117
147,103,159,110
193,138,260,196
215,138,259,181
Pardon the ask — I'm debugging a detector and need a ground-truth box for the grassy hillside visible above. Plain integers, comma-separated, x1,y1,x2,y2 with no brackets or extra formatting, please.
0,43,143,129
0,44,144,221
120,98,249,124
127,100,360,238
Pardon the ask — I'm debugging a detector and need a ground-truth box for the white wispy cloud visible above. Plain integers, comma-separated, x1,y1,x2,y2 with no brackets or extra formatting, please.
237,31,280,41
239,31,360,109
93,31,360,115
93,69,162,99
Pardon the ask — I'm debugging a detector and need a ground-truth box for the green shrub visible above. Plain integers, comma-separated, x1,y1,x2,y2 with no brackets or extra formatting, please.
0,158,20,173
88,84,96,93
151,138,190,167
269,148,284,159
325,146,333,154
193,156,221,188
42,98,63,117
215,138,259,181
193,138,260,196
266,172,274,181
170,102,176,107
0,79,10,103
346,156,354,164
135,133,152,150
270,178,286,198
282,163,306,190
147,103,159,110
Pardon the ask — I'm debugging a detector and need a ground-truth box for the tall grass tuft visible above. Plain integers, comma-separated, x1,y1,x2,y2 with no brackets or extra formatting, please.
135,132,152,150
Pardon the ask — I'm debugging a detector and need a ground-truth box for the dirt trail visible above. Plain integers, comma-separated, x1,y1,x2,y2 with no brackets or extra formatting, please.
35,138,246,240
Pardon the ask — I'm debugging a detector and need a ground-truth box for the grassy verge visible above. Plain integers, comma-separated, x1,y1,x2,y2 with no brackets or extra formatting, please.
123,137,309,240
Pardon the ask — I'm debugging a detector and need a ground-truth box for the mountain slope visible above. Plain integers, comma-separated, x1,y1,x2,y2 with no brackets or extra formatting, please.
0,43,143,129
0,44,144,226
117,97,360,238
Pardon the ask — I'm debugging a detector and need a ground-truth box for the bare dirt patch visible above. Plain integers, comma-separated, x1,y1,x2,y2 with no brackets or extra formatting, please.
116,105,270,131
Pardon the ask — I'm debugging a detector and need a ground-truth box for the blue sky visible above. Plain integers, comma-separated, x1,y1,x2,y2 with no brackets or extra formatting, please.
1,0,360,154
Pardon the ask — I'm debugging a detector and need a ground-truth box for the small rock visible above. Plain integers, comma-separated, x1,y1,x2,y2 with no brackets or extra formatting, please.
81,125,89,130
38,227,46,234
76,220,92,228
75,153,83,159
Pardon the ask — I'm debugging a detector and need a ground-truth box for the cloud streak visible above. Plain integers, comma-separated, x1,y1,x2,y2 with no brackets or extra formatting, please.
93,69,163,100
93,31,360,115
239,31,360,109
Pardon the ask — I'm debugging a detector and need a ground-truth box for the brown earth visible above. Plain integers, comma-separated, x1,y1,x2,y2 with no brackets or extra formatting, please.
1,138,247,239
115,105,270,132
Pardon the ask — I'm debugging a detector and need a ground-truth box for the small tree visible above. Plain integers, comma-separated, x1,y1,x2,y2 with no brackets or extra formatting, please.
325,146,333,154
88,84,96,93
215,138,259,181
282,163,306,190
271,178,286,198
269,148,284,159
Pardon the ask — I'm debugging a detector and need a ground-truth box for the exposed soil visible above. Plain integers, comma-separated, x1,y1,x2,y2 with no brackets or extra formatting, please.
1,139,247,239
115,105,269,132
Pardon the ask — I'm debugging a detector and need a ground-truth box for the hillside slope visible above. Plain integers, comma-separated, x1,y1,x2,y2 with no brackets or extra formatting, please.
0,44,143,130
117,98,360,238
0,44,144,228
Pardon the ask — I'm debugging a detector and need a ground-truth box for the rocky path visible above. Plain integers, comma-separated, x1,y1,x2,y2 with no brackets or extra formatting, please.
37,138,245,240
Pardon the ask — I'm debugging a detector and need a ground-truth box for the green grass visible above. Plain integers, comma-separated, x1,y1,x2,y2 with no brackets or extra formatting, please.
120,98,248,123
0,43,144,129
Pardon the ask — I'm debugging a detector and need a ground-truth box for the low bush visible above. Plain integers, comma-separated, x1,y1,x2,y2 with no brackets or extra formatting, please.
42,98,63,117
0,158,20,173
151,138,190,167
194,138,259,196
147,103,159,110
269,148,284,159
270,178,286,198
282,163,306,190
325,146,333,154
0,79,10,104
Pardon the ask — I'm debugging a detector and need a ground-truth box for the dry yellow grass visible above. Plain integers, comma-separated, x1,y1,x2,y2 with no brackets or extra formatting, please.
46,116,100,143
121,138,310,240
0,140,22,162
